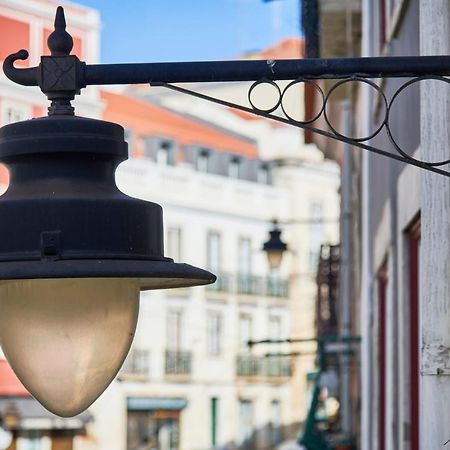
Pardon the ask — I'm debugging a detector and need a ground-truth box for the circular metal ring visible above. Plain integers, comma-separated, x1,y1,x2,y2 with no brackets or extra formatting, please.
248,79,282,113
323,77,389,142
386,75,450,167
280,79,325,124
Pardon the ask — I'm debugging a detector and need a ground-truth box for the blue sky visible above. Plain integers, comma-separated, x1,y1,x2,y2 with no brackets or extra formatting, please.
74,0,300,63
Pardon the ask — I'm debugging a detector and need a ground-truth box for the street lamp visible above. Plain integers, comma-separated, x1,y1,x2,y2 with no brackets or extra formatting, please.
262,220,288,269
0,8,215,418
1,5,448,419
262,217,339,269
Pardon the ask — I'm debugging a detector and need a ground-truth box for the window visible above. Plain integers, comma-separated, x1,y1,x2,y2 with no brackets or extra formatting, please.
207,311,222,356
167,309,183,351
20,431,43,450
229,157,241,179
127,410,180,450
207,231,221,272
238,400,253,446
157,139,175,165
197,150,210,172
210,397,219,447
269,315,282,340
157,147,169,165
2,102,30,125
270,400,282,444
257,164,269,184
379,0,403,50
167,227,182,262
309,202,323,271
124,129,134,157
239,314,253,350
269,315,282,354
238,237,252,276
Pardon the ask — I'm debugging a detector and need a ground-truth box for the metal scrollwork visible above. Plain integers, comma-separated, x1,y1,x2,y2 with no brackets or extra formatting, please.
157,75,450,178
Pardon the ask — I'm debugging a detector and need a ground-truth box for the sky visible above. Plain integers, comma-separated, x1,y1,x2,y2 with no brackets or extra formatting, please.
74,0,300,63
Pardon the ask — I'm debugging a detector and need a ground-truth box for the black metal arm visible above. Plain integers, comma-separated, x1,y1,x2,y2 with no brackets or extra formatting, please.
4,7,450,106
3,6,450,176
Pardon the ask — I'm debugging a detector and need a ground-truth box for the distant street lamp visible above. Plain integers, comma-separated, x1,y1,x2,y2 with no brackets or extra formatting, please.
262,217,339,269
262,220,288,269
1,6,448,419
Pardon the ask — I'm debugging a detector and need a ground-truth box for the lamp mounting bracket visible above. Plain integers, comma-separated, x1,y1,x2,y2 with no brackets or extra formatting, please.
3,6,450,176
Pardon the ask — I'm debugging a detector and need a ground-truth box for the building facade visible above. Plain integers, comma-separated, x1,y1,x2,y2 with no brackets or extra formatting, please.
0,3,341,450
357,1,450,449
310,0,450,449
131,38,341,429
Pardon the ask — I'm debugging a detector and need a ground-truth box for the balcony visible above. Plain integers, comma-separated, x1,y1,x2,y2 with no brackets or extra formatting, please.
236,354,292,379
237,275,265,296
263,356,292,377
204,271,289,298
236,354,261,376
237,275,289,298
119,349,150,381
206,271,232,293
266,278,289,298
165,350,192,376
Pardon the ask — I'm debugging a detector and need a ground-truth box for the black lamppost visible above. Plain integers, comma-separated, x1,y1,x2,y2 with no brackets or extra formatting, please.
0,6,448,419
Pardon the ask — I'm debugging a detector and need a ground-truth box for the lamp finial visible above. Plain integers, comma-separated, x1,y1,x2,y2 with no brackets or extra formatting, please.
47,6,73,56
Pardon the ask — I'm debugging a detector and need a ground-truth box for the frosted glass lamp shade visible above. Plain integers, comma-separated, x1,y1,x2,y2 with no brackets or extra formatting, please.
0,278,139,417
262,222,287,270
266,250,284,270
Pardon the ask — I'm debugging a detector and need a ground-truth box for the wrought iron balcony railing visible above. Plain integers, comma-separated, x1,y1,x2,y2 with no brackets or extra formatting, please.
206,271,232,293
120,349,150,380
236,354,262,376
204,271,289,297
237,275,289,297
236,354,292,378
266,278,289,298
263,356,292,377
237,275,265,296
165,350,192,375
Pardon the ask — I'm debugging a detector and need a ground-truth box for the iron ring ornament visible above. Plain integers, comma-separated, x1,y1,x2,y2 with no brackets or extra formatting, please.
239,75,450,172
281,79,325,125
323,77,388,142
248,79,282,113
385,75,450,167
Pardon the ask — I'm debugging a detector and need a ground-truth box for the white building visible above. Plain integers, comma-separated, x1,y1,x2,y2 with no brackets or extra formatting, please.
356,1,450,449
130,39,341,428
0,3,341,450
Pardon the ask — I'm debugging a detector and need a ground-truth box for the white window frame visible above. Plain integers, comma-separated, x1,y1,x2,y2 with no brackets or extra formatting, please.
1,100,31,125
207,310,223,356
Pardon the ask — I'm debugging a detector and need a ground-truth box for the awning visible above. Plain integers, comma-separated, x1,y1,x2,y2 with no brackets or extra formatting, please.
127,397,188,411
0,397,92,430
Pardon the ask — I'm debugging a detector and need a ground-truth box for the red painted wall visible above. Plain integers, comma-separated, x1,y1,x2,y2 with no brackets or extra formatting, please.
0,16,30,65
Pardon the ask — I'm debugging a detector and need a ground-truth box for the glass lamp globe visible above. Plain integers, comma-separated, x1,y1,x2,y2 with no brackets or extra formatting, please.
0,278,140,417
266,249,284,270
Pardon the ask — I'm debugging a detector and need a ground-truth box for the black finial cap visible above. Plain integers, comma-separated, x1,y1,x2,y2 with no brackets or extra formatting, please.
47,6,73,56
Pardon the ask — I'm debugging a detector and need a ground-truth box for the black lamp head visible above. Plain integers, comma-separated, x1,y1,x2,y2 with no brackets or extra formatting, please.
0,115,215,289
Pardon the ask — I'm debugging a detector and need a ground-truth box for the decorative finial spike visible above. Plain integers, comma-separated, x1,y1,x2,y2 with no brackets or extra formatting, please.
47,6,73,56
55,6,67,30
